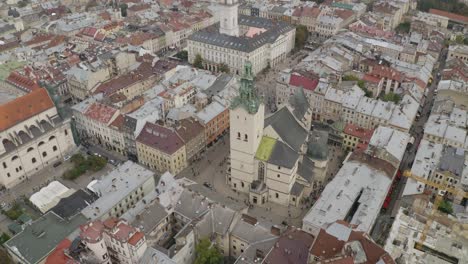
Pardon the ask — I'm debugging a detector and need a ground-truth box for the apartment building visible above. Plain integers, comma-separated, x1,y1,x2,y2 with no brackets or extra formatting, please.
342,123,374,152
136,122,187,175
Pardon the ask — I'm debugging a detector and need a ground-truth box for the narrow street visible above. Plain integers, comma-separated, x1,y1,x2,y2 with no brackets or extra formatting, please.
371,48,447,244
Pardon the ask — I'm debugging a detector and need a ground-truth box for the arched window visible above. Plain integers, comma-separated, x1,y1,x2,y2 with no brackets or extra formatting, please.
53,146,57,151
2,162,6,169
42,151,47,157
258,162,265,182
38,141,45,147
27,147,34,152
244,134,248,142
49,136,56,141
237,132,241,139
11,155,18,161
32,158,36,163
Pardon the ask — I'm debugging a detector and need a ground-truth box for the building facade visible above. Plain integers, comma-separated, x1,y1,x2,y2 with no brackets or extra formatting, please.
136,122,187,175
1,89,75,188
187,1,295,75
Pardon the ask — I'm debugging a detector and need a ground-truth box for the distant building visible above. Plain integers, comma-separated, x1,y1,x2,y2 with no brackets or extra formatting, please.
187,0,295,75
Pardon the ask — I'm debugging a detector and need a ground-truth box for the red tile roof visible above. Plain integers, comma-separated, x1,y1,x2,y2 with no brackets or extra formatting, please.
344,123,374,142
289,74,319,91
429,9,468,24
45,239,78,264
93,62,155,96
103,217,119,229
6,72,42,92
369,66,403,82
362,74,382,84
310,222,394,264
264,228,314,264
84,102,118,124
113,222,136,242
128,231,144,246
80,220,105,243
137,122,184,155
0,88,54,131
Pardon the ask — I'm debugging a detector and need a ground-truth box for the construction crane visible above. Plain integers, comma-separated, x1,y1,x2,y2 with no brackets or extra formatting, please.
402,170,468,200
402,170,466,243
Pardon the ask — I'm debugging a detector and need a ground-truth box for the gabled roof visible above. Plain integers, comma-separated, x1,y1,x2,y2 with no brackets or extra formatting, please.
265,107,307,152
136,122,184,155
0,88,54,131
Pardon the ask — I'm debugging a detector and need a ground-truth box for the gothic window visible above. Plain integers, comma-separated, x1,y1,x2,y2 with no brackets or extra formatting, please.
258,162,265,182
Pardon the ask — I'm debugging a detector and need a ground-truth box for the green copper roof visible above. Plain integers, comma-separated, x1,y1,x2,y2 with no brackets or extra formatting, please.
255,136,277,161
331,2,354,10
231,61,261,114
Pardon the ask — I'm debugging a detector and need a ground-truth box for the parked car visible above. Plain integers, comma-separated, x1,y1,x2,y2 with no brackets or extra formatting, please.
63,155,71,161
53,161,62,167
203,182,213,190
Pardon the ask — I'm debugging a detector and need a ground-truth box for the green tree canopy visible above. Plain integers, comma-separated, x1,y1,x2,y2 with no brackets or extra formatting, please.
218,63,230,73
395,22,411,34
417,0,468,16
382,92,401,103
438,200,453,214
295,25,309,51
194,238,223,264
193,54,204,69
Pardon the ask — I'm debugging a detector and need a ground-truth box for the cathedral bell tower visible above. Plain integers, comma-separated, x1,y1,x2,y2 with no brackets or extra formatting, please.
219,0,239,37
229,62,264,192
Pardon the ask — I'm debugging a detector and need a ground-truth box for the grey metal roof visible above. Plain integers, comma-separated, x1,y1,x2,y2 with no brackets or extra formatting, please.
438,146,465,177
188,15,294,53
297,156,315,184
289,87,310,123
50,190,98,219
5,212,86,264
307,130,329,161
203,73,233,97
290,182,305,196
265,107,308,152
132,201,168,235
267,140,299,169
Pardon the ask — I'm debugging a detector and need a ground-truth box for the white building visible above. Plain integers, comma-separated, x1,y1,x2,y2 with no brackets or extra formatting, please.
80,218,148,264
82,161,156,220
302,154,394,236
228,62,314,207
187,0,295,75
0,89,75,188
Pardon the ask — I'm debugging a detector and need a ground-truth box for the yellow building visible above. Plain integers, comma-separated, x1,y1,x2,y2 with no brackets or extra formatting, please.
136,122,187,175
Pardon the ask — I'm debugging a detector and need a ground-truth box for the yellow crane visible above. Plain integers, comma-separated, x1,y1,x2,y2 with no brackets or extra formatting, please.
402,170,468,199
402,170,467,243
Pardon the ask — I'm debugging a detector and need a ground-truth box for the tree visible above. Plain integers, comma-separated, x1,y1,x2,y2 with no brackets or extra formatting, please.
395,22,411,34
175,50,188,61
0,249,12,264
194,238,223,264
295,25,309,51
438,200,453,214
417,0,468,16
382,92,401,103
218,63,230,73
120,3,128,17
193,54,204,69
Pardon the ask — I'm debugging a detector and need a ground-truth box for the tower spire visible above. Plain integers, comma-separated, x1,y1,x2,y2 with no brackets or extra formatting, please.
231,61,260,114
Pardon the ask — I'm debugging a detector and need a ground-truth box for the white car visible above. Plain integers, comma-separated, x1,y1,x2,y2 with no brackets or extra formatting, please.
63,155,71,161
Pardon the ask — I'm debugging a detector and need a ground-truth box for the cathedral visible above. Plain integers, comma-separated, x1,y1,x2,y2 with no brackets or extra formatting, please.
228,62,318,207
187,0,296,75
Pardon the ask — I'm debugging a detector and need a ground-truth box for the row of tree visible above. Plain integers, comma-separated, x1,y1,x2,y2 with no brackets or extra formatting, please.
417,0,468,16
